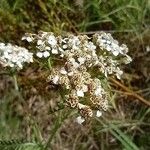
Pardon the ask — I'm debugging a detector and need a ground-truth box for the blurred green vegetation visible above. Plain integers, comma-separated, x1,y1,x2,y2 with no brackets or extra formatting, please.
0,0,150,150
0,0,149,40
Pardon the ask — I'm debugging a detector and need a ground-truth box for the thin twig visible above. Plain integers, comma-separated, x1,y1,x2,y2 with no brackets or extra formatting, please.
109,77,150,107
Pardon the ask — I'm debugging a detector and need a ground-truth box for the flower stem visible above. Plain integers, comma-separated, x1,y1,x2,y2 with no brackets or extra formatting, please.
48,57,52,70
13,73,19,91
44,109,71,149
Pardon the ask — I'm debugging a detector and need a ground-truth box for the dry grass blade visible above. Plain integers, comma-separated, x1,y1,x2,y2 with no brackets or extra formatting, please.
109,77,150,107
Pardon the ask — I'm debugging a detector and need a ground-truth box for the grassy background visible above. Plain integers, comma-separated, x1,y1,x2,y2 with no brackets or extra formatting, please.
0,0,150,149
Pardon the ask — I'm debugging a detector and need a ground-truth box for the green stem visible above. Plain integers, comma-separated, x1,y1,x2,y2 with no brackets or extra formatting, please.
44,110,70,149
48,57,52,70
44,118,61,149
13,73,19,91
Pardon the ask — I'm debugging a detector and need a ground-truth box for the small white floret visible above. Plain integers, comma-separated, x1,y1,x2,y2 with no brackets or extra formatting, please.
77,90,84,97
60,67,67,75
16,62,23,69
36,52,43,58
67,71,74,76
9,63,15,67
52,75,59,84
3,51,10,59
43,51,50,58
69,58,75,63
112,50,119,56
48,35,57,46
37,40,43,45
96,110,102,117
22,36,33,42
60,54,64,57
78,103,86,109
95,87,101,96
78,57,85,65
74,62,80,68
146,46,150,52
45,46,51,50
0,43,5,47
27,37,33,42
62,44,68,49
82,85,88,92
76,116,85,124
52,49,58,54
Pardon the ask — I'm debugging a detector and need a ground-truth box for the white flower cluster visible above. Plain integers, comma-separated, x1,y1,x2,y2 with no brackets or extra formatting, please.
0,43,33,69
22,32,64,58
47,66,108,111
21,31,132,123
22,31,132,79
0,31,132,124
94,32,129,56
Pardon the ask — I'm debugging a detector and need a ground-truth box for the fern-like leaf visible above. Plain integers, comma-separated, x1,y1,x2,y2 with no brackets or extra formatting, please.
0,139,44,150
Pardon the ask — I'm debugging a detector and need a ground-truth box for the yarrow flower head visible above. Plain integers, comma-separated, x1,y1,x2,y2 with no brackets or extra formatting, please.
23,31,132,124
0,43,33,69
93,32,129,56
22,32,64,58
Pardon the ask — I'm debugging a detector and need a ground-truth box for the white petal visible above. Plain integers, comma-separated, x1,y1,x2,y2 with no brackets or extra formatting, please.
45,46,51,50
82,85,88,92
62,44,68,49
59,47,63,52
10,63,15,67
52,49,58,54
43,51,50,58
106,40,111,44
48,36,57,46
88,63,92,67
96,110,102,117
106,46,112,51
112,50,119,56
29,57,33,62
52,75,59,84
60,67,67,75
37,40,43,45
116,70,123,79
68,71,74,76
146,46,150,52
78,57,85,65
73,62,80,68
17,62,23,69
21,36,26,40
125,55,132,64
36,52,43,58
76,116,85,124
60,54,64,57
77,90,84,97
22,36,33,42
78,103,86,109
87,55,91,59
69,58,75,62
95,87,101,96
27,37,33,42
3,52,10,59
